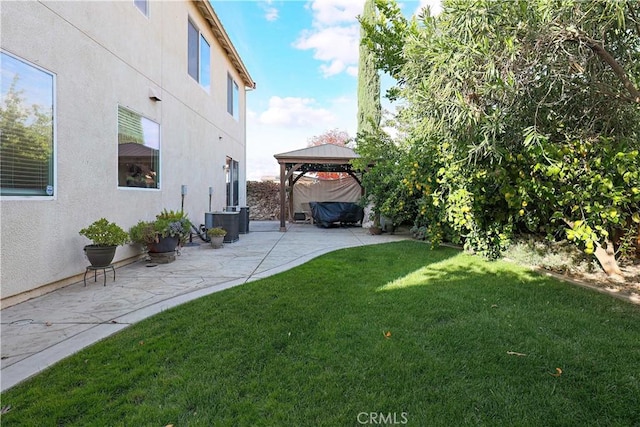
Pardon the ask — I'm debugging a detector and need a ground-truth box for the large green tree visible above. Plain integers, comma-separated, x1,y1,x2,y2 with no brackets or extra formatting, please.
355,0,386,227
357,0,382,135
361,0,640,272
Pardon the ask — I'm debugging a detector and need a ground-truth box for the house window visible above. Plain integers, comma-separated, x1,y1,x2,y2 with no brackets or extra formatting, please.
187,20,198,80
134,0,148,16
225,157,239,207
188,20,210,91
117,106,160,189
227,74,239,120
200,35,210,91
0,51,55,197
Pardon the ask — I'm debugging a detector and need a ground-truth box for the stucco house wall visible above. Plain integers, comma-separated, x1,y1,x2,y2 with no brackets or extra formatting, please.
0,0,254,306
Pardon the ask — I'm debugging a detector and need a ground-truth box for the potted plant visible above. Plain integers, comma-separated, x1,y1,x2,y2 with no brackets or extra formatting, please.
128,220,158,247
79,218,130,267
129,209,192,254
206,227,227,248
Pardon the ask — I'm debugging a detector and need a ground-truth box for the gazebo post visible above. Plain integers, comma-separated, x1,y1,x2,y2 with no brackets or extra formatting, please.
279,162,287,231
288,173,295,224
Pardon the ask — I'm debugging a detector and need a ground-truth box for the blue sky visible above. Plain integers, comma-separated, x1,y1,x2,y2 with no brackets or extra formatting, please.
211,0,440,180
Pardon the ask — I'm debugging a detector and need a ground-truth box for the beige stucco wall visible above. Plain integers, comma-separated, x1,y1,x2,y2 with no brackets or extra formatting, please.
0,1,250,303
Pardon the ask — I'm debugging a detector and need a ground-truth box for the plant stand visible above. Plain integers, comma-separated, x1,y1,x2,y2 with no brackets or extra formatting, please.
84,264,115,286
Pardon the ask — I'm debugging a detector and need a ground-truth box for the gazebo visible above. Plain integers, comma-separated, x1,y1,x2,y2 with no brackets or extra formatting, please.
274,144,364,231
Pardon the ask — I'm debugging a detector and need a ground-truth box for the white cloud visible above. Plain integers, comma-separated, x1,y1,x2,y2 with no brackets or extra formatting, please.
294,0,363,78
319,61,345,77
293,0,441,78
264,7,279,21
293,25,359,77
259,0,279,21
308,0,365,26
258,96,336,127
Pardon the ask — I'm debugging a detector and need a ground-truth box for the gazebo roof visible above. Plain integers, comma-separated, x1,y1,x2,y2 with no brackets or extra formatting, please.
274,144,364,231
274,144,360,165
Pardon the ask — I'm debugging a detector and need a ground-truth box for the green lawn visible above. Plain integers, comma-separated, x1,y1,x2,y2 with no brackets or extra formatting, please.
2,241,639,426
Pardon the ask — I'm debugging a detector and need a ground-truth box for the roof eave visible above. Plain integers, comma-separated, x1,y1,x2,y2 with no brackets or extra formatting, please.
194,0,256,90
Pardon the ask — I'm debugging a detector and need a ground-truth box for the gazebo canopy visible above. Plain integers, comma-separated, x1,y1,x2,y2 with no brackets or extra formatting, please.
273,144,363,231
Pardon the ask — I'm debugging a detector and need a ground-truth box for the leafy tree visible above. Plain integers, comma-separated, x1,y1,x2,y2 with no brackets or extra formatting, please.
358,0,420,100
361,0,640,272
353,127,417,228
307,128,352,180
307,128,351,148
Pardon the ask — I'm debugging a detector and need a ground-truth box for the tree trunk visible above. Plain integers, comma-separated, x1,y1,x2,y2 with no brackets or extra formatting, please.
564,219,623,276
562,27,640,104
594,240,623,277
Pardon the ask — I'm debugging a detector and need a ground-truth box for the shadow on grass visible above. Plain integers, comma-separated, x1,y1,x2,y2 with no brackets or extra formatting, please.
1,241,639,426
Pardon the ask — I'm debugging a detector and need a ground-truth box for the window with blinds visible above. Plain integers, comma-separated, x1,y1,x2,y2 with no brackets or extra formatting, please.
0,51,55,197
117,106,160,189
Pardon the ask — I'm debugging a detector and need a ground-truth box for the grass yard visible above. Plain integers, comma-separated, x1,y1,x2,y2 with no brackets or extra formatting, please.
1,241,639,426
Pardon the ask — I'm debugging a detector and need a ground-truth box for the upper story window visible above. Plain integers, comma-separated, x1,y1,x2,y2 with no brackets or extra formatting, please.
0,51,55,197
227,74,239,121
117,106,160,189
134,0,148,16
188,19,210,91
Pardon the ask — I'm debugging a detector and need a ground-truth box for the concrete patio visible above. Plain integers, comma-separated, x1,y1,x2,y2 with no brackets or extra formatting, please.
0,221,408,392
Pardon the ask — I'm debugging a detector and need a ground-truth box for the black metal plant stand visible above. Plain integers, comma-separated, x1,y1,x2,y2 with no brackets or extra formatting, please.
84,264,115,286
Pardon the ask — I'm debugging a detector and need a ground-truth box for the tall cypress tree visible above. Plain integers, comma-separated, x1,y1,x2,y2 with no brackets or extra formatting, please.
357,0,381,135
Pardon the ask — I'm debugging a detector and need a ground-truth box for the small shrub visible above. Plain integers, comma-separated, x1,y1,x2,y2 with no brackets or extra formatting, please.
79,218,129,246
207,227,227,237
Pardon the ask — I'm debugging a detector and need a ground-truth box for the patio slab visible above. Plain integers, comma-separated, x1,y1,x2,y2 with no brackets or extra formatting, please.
0,221,408,392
